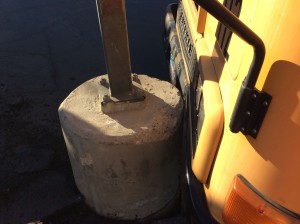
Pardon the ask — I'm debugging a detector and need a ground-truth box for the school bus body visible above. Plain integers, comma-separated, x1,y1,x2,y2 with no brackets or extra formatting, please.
164,0,300,223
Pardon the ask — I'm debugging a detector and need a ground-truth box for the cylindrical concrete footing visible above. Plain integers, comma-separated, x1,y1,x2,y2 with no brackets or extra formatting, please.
58,74,183,220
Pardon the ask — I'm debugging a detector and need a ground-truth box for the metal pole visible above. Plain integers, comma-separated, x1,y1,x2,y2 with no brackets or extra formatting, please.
96,0,132,97
96,0,145,113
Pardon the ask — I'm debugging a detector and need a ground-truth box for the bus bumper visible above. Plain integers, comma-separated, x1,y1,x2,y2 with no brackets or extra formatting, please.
163,3,216,224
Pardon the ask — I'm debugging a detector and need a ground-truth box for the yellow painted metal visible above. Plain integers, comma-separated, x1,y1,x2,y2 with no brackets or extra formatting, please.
196,7,207,34
192,38,224,184
178,0,224,184
180,0,300,223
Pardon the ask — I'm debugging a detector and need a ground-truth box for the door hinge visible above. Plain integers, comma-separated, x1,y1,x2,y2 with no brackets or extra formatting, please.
230,85,272,138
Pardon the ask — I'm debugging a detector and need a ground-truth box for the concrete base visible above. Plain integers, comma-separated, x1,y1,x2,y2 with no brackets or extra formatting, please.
58,74,183,220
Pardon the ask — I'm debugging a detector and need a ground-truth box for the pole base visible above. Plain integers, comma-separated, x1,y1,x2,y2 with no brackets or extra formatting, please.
58,74,183,220
99,74,146,114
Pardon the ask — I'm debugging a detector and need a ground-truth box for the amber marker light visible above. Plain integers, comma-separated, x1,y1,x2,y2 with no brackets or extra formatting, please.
222,175,300,224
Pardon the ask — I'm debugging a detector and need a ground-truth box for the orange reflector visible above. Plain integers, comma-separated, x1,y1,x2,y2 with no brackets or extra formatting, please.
223,175,300,224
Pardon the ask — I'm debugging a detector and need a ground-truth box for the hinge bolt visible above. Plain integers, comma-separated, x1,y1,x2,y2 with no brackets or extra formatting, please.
252,129,257,135
263,101,269,107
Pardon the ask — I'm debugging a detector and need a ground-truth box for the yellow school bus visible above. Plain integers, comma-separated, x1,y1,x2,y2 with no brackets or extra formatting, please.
164,0,300,223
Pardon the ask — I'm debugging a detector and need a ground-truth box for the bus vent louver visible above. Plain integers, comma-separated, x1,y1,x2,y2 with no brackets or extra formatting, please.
177,3,198,83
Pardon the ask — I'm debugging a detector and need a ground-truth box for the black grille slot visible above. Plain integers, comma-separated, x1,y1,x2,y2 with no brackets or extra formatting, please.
176,3,198,83
216,0,242,60
215,0,242,60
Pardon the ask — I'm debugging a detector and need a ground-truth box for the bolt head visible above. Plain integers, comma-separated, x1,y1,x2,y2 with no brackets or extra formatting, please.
100,78,107,85
132,74,139,82
102,94,110,102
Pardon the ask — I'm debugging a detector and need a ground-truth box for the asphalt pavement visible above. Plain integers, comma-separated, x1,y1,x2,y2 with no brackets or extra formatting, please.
0,0,184,223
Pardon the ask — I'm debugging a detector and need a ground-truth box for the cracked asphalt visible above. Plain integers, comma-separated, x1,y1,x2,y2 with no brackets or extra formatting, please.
0,0,184,223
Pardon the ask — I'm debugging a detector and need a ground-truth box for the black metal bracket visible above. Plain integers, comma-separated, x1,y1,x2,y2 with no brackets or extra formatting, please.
229,84,272,138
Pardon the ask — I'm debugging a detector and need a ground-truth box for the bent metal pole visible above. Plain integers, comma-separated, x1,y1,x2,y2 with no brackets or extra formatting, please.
96,0,132,97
